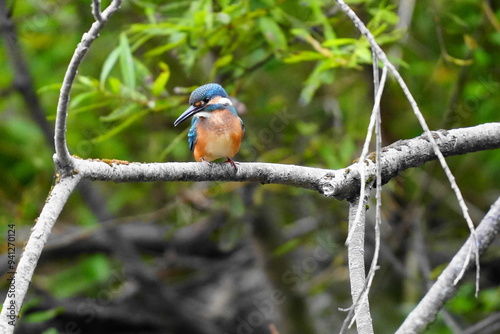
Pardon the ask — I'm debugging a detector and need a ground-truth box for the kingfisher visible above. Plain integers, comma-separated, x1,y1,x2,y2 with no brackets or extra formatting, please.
174,83,244,169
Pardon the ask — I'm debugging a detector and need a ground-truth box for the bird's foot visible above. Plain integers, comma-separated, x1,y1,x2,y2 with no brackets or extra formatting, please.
224,157,238,170
201,157,213,167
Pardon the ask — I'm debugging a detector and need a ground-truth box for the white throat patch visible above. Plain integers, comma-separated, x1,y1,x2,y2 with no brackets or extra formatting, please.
217,97,233,106
195,111,212,118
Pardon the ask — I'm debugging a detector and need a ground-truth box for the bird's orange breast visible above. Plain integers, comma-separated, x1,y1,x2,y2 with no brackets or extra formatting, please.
193,109,243,162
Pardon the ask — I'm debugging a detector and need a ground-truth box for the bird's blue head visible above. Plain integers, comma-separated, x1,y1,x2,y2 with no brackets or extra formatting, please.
174,83,230,127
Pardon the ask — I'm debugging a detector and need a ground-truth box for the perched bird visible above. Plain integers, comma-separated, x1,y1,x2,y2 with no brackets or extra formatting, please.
174,83,244,169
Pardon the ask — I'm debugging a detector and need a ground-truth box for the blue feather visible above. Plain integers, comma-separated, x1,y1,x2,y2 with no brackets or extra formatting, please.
189,83,228,105
188,117,198,151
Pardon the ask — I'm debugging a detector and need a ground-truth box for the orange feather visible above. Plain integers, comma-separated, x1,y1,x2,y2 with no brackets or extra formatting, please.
193,109,243,162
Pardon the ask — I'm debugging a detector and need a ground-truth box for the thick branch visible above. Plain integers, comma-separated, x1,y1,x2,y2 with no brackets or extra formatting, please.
0,174,82,333
54,0,123,171
396,196,500,333
68,123,500,200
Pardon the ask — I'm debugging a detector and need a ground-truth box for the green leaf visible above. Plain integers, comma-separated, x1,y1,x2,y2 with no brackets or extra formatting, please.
119,33,136,90
290,28,309,39
145,38,186,57
43,254,114,299
71,100,114,114
299,61,337,105
479,287,500,312
100,48,120,90
151,62,170,97
213,54,233,69
368,7,399,26
283,51,325,63
92,109,148,143
24,307,65,324
273,238,301,257
41,328,59,334
159,127,189,161
37,83,62,94
296,121,319,136
69,91,98,109
77,76,99,88
101,103,141,122
108,77,122,95
258,16,287,52
210,54,233,78
375,30,404,45
322,38,359,47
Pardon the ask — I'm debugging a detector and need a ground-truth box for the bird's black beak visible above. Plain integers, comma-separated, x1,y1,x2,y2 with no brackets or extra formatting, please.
174,104,204,127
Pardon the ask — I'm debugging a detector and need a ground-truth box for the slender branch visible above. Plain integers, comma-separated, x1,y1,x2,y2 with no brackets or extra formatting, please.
345,66,387,244
346,195,374,334
340,57,386,334
396,196,500,334
364,50,383,320
91,0,103,22
334,0,481,293
54,0,123,172
0,174,83,333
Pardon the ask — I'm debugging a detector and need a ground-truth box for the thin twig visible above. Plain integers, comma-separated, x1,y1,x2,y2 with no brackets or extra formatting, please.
345,65,388,245
340,65,388,333
334,0,481,296
91,0,103,22
365,50,384,306
346,196,374,334
54,0,123,172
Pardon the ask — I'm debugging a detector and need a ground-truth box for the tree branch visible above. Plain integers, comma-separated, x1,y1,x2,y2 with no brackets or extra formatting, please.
1,119,497,331
0,174,83,333
91,0,103,22
67,123,499,200
396,196,500,333
334,0,481,293
345,195,374,334
54,0,123,172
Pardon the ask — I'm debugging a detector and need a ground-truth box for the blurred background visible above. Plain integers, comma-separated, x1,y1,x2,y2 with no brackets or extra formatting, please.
0,0,499,333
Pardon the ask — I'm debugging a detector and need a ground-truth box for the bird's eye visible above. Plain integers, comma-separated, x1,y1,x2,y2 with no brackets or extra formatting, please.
203,97,210,103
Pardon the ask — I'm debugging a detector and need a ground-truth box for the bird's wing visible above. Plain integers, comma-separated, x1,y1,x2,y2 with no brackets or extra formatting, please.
188,117,198,151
